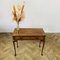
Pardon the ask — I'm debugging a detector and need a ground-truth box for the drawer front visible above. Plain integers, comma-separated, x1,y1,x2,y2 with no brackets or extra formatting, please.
21,36,37,40
13,36,44,40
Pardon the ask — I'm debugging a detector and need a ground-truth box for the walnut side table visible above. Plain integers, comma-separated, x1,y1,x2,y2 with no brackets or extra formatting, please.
12,28,45,56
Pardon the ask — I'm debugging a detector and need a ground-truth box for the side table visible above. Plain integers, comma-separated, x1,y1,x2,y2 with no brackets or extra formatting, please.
12,28,45,56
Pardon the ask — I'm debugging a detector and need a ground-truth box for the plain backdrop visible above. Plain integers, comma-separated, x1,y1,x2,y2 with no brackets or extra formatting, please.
0,0,60,32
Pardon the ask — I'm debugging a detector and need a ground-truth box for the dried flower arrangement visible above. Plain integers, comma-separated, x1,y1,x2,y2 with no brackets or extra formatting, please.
12,2,25,30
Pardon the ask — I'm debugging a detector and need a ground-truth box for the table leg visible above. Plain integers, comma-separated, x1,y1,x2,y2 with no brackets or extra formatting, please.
39,40,41,47
16,41,18,48
41,37,45,56
13,41,16,56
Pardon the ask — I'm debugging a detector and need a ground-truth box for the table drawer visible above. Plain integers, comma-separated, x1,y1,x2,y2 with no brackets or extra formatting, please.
20,36,37,40
13,36,44,40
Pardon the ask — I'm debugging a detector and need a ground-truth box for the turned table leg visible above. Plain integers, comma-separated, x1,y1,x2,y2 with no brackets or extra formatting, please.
13,41,16,56
39,40,41,47
16,41,18,48
41,37,45,56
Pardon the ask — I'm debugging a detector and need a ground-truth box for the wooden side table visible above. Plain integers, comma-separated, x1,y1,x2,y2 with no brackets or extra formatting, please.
12,28,45,56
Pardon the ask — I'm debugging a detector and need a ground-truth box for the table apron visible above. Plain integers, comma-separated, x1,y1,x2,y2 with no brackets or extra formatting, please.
13,36,45,41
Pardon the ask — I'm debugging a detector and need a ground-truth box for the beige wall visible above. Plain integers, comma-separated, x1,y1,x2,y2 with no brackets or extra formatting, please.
0,0,60,32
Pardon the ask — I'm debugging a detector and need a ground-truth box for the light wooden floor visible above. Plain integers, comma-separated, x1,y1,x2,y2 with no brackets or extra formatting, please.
0,33,60,60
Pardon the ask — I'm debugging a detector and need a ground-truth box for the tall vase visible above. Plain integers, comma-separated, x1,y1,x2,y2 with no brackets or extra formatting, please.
17,22,19,33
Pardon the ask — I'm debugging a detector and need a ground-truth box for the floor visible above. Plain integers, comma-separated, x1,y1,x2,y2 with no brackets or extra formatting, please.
0,33,60,60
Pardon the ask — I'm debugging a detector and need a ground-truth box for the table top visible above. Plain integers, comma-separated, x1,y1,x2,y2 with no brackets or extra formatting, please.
12,28,45,36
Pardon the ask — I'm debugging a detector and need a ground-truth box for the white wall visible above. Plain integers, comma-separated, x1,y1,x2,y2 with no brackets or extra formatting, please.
0,0,60,32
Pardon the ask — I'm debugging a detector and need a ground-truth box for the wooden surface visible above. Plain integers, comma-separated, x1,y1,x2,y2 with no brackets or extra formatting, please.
13,28,45,36
0,33,60,60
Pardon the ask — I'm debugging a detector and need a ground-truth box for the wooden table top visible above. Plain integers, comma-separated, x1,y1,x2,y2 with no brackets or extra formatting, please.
12,28,45,36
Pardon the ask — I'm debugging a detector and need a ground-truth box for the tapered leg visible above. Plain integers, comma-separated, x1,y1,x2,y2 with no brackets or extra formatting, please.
39,40,41,47
13,41,16,56
17,41,18,48
41,37,45,56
